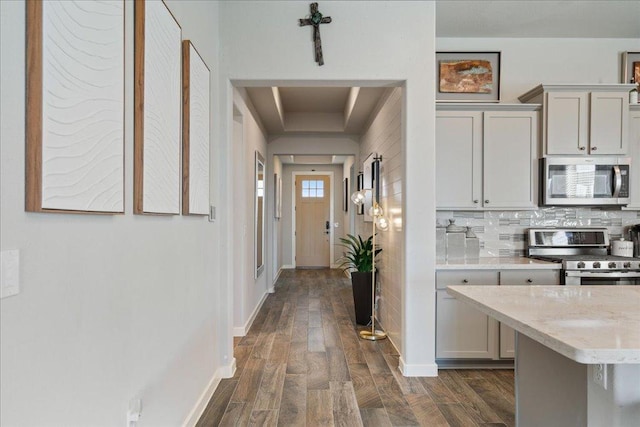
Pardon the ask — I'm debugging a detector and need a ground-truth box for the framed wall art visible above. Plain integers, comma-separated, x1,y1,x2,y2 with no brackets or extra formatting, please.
182,40,210,216
621,51,640,83
362,152,377,223
343,178,349,212
436,51,501,102
134,0,182,215
26,0,125,214
274,173,282,219
356,173,364,215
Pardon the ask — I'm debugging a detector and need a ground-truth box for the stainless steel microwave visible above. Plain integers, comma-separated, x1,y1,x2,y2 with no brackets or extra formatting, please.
542,156,631,206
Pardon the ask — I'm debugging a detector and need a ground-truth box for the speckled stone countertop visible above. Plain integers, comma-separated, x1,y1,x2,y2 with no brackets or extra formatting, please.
437,257,562,270
447,285,640,364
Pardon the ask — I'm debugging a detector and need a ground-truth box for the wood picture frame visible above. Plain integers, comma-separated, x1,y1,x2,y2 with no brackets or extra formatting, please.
356,172,364,215
621,51,640,84
362,152,376,223
182,40,210,216
26,0,125,214
134,0,182,215
343,178,349,212
436,51,501,102
274,173,282,219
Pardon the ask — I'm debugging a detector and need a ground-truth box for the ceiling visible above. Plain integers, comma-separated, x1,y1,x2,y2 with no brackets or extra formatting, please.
244,1,639,143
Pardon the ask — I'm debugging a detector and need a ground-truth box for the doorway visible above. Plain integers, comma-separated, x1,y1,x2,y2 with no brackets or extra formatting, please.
293,172,333,268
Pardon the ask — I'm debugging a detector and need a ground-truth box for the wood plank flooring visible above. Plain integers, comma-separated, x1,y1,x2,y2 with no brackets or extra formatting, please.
197,269,515,426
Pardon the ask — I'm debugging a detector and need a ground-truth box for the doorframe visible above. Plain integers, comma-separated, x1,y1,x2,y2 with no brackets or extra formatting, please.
291,170,335,268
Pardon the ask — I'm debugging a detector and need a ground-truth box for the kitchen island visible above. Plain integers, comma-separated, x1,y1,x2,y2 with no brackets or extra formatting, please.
447,285,640,427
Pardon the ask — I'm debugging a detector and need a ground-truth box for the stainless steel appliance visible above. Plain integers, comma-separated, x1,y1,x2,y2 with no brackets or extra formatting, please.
542,157,631,206
528,228,640,286
631,224,640,258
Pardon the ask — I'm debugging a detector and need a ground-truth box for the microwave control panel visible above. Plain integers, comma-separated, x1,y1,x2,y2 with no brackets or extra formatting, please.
620,166,629,198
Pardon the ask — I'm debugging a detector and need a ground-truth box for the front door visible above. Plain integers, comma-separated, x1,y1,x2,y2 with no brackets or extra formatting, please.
295,175,330,268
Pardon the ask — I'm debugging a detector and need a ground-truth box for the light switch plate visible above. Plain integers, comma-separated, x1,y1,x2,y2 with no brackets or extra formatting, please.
1,249,20,298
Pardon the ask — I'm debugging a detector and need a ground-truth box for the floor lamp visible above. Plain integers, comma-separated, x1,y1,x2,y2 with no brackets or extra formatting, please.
350,192,389,341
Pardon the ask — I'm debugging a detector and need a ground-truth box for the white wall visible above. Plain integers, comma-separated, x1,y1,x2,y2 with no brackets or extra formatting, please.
0,1,226,425
220,1,437,376
356,88,405,353
232,88,269,335
437,38,640,102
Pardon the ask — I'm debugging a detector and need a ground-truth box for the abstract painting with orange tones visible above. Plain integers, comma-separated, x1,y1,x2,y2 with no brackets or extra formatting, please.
439,60,493,93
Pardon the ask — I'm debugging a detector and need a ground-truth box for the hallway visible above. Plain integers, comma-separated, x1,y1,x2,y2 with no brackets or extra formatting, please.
197,269,515,426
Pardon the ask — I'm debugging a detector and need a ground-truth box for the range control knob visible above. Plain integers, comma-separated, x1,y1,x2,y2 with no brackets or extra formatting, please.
593,262,601,269
577,261,586,269
608,262,617,269
624,262,632,269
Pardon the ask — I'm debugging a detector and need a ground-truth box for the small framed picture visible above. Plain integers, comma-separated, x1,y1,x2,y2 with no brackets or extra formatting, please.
621,52,640,83
343,178,349,212
436,51,501,102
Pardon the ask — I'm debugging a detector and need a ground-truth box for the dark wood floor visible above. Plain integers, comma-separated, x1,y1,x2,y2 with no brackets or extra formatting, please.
197,269,515,426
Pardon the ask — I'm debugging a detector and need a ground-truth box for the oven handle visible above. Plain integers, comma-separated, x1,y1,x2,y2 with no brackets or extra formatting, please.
612,165,622,198
565,270,640,279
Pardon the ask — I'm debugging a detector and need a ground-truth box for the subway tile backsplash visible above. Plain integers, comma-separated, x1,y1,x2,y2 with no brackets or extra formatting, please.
437,208,640,257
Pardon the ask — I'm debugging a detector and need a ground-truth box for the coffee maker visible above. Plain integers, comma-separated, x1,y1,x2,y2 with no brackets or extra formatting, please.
631,224,640,258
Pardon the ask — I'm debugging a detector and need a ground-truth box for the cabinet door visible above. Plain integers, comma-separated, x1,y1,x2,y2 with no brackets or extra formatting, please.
546,92,589,155
436,290,498,359
483,111,538,209
499,270,561,358
436,112,482,209
590,92,629,154
436,271,499,359
626,110,640,209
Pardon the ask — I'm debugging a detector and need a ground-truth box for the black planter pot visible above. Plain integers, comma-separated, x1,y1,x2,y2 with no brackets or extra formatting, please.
351,271,373,325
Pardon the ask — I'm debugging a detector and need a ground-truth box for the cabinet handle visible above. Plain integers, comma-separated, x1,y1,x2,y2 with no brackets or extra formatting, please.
473,200,479,204
591,146,598,151
579,146,586,151
462,279,469,283
527,279,533,283
484,200,490,204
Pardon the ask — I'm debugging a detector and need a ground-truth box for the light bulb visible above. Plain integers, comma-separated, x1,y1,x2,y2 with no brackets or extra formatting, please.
369,204,384,217
376,216,390,231
351,190,366,206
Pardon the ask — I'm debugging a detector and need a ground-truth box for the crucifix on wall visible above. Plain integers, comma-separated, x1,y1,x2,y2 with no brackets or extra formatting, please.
298,2,332,66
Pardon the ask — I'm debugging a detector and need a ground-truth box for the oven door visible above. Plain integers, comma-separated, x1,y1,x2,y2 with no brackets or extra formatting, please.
564,270,640,286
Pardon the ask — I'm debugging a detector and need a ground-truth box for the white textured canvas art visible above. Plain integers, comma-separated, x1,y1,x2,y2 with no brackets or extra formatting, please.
141,0,181,214
183,42,210,215
40,1,124,212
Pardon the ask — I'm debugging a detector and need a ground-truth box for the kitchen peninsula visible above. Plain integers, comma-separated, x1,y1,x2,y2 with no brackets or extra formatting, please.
447,285,640,427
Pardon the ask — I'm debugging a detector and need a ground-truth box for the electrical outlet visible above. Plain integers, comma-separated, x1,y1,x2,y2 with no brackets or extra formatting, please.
127,398,142,427
593,363,607,389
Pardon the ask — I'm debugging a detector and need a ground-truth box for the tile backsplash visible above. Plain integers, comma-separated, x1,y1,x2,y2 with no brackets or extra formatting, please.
437,208,640,257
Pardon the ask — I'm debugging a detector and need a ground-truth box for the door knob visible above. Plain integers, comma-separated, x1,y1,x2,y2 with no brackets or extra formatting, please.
579,146,586,151
591,146,598,151
484,200,490,204
526,279,533,283
473,200,479,204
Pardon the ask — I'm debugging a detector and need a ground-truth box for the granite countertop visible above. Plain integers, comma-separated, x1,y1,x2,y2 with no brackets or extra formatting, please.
447,285,640,364
437,257,562,270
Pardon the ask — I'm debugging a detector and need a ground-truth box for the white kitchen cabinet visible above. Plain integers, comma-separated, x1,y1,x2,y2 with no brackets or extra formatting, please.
519,84,635,156
436,271,499,359
626,106,640,210
499,270,561,358
436,105,539,210
436,268,561,361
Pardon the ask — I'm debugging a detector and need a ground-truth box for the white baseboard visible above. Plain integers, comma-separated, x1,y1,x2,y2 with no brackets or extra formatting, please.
398,357,439,377
219,357,236,378
281,264,295,269
181,362,228,427
233,291,269,337
272,267,283,284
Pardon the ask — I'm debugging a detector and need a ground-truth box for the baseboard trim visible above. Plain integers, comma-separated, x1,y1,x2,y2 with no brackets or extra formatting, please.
399,357,439,377
233,291,269,337
182,363,228,427
219,357,237,378
272,267,283,286
282,264,295,269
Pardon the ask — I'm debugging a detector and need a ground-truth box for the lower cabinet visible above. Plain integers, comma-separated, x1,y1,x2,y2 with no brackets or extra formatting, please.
436,269,561,360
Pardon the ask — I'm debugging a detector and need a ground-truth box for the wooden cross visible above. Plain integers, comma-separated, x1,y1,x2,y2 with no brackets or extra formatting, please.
298,2,332,66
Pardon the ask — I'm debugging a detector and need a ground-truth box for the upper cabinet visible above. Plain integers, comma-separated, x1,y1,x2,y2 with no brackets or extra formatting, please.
519,84,636,156
436,104,539,210
626,105,640,210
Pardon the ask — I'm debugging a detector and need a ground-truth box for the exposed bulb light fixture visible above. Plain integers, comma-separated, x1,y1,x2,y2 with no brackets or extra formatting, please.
351,190,366,206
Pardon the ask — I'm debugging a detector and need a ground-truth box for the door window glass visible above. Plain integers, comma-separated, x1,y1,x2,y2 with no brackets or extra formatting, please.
301,180,324,198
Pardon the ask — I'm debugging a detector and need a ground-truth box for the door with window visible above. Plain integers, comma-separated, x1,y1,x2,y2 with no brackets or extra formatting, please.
295,175,330,268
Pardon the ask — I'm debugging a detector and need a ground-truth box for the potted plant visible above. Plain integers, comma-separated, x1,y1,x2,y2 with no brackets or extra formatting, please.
338,234,382,325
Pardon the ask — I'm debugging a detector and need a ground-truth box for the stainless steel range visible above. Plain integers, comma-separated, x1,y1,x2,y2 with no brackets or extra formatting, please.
527,228,640,286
